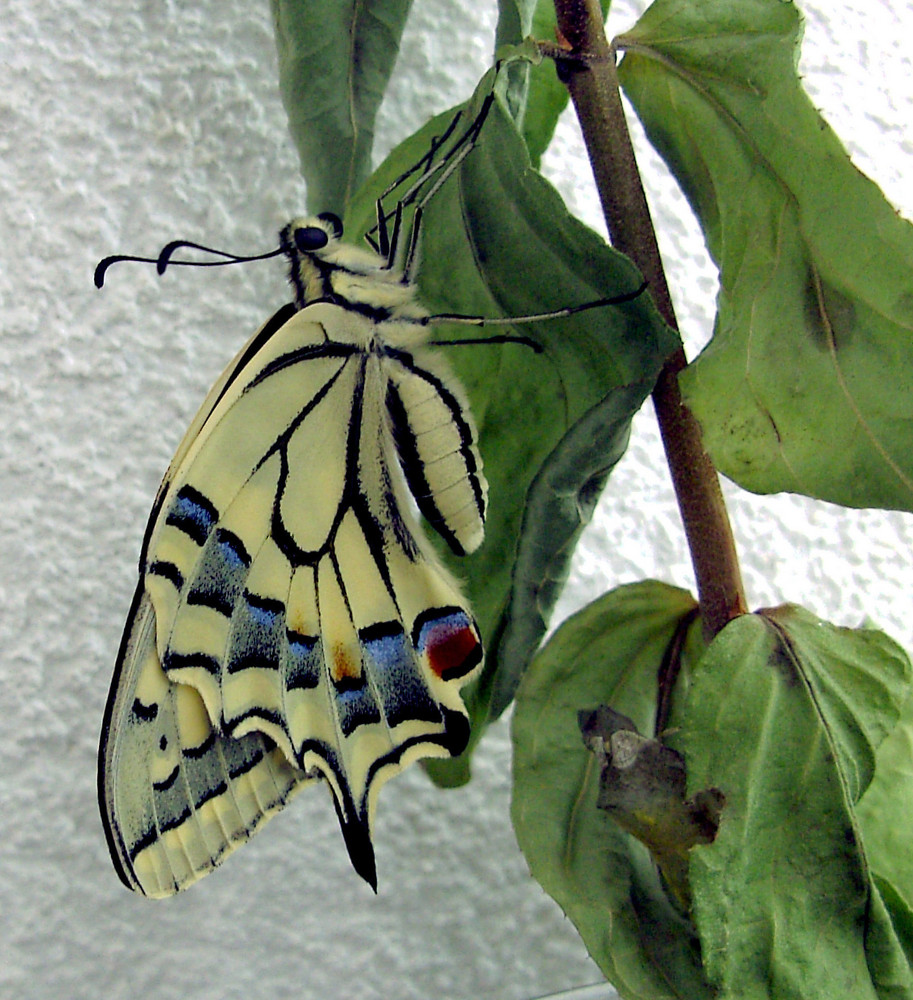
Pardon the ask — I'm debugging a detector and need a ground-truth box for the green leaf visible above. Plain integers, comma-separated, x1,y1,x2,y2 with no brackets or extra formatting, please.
511,581,714,1000
761,605,911,802
858,690,913,917
347,66,679,780
270,0,414,216
868,879,913,1000
617,0,913,511
679,607,913,998
482,379,659,722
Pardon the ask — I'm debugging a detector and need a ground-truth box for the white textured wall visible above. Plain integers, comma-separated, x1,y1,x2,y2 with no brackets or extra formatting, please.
2,2,912,999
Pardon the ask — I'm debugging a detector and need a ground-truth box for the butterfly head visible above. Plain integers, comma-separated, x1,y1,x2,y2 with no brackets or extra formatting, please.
283,213,345,257
280,214,420,319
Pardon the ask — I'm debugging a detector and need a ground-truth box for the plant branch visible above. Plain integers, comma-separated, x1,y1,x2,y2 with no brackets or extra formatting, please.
549,0,747,639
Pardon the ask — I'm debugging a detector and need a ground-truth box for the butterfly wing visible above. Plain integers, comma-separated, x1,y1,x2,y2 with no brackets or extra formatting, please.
99,301,485,895
99,586,308,897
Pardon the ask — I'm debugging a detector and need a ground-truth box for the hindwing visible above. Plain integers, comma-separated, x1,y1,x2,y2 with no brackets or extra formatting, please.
99,301,486,895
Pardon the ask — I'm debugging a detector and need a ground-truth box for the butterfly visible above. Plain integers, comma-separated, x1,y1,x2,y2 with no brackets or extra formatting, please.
96,151,500,898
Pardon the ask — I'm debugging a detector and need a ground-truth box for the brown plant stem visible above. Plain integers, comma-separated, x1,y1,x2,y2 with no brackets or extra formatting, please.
550,0,747,639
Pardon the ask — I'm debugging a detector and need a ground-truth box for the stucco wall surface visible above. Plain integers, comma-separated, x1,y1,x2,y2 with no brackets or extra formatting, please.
1,2,912,999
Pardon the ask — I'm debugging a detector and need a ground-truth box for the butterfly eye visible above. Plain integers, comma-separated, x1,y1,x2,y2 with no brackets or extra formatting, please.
294,226,330,253
317,212,344,238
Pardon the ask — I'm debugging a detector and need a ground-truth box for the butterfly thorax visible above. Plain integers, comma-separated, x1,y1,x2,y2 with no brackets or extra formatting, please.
281,216,429,328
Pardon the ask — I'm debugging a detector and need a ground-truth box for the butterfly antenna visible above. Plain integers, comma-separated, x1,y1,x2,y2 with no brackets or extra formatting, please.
94,254,156,288
155,240,283,274
95,241,283,288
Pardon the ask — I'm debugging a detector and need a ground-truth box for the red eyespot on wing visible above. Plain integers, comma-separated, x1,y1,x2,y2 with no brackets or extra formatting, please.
413,608,483,681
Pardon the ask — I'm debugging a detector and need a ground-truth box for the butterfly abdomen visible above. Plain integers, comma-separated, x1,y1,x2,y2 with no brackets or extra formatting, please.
384,349,487,557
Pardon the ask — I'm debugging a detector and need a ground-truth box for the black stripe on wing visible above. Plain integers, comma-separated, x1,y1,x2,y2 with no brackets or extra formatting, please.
131,307,297,574
148,560,184,590
286,630,321,691
163,650,220,675
165,485,219,545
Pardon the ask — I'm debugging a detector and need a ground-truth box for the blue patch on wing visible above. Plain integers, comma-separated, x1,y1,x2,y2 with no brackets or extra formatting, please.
361,623,441,728
214,529,250,570
334,676,382,737
286,631,321,690
186,528,251,616
138,731,276,864
227,593,284,674
166,486,219,545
